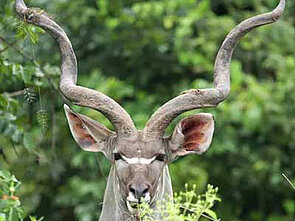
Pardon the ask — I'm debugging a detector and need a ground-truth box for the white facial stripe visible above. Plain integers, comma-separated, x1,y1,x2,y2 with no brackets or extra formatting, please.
121,156,156,164
127,192,137,202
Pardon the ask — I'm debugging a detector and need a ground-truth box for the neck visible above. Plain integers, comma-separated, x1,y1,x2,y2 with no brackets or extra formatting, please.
99,165,173,221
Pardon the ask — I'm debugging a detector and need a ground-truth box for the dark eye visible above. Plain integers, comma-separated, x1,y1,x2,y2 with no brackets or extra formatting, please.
155,154,166,162
114,153,122,161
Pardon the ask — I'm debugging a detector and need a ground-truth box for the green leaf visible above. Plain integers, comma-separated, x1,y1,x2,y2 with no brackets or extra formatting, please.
29,216,36,221
24,88,37,104
23,132,36,150
16,22,41,44
12,64,24,77
0,213,6,221
16,22,27,40
283,200,295,216
0,170,11,180
8,208,18,221
36,109,48,134
11,175,19,183
204,209,217,219
21,69,32,84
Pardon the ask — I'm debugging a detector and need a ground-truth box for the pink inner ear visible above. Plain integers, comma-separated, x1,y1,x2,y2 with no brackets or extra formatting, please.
181,116,211,151
69,113,97,149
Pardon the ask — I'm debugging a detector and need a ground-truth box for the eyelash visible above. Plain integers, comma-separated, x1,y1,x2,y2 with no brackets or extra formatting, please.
114,153,122,161
155,154,166,162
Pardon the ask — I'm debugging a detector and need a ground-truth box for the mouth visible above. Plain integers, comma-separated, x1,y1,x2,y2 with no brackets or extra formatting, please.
126,200,150,214
127,201,139,213
126,192,152,213
128,201,139,208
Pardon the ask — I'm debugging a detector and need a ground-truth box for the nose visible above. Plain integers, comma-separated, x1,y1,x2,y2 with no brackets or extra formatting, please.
129,183,149,201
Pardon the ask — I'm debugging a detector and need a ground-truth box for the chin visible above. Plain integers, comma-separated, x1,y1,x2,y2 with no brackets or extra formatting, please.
126,197,152,214
127,201,138,214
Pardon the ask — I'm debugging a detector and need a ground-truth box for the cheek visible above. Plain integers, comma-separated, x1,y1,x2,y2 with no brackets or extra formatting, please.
147,162,165,185
115,161,132,184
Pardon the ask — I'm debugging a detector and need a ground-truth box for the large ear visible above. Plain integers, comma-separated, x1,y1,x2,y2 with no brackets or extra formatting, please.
64,104,115,153
168,113,214,157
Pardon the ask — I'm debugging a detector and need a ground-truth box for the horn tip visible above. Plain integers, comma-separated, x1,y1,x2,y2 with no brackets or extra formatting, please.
273,0,286,18
63,104,71,112
15,0,27,14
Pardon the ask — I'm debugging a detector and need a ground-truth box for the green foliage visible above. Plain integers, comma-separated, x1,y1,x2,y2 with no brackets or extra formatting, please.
0,169,43,221
16,22,43,45
0,0,294,220
23,88,37,104
139,184,221,221
36,109,48,134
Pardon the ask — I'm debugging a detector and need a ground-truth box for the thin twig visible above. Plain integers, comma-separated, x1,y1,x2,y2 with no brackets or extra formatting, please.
282,173,295,191
51,99,57,158
0,35,35,63
201,213,221,221
179,205,221,221
0,46,9,53
0,23,9,34
45,70,60,95
0,39,17,53
6,89,25,97
10,140,20,157
0,146,8,164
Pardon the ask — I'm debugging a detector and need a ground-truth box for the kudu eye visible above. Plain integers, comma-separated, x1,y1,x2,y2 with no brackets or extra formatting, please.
155,154,166,162
114,153,122,161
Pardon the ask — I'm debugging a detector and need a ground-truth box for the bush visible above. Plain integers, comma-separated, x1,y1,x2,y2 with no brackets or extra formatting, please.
139,184,221,221
0,170,43,221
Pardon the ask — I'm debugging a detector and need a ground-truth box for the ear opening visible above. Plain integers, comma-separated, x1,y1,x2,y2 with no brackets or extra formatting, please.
169,113,215,157
64,104,115,152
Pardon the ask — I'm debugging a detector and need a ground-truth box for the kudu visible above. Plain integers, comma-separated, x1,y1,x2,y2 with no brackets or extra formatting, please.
15,0,285,220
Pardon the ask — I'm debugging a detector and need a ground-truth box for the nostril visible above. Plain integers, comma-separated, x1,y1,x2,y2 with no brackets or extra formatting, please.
129,184,150,200
142,187,149,195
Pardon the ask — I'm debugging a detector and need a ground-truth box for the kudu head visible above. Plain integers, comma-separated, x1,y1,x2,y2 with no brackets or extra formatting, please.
15,0,285,216
64,104,214,212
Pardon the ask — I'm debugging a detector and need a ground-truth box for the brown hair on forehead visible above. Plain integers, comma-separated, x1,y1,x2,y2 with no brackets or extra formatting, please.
115,138,166,158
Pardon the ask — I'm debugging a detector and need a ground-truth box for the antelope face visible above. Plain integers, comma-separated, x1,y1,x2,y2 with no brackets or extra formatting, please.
112,139,167,212
64,105,215,213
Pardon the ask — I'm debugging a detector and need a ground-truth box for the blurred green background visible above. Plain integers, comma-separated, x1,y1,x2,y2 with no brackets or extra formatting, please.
0,0,295,220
